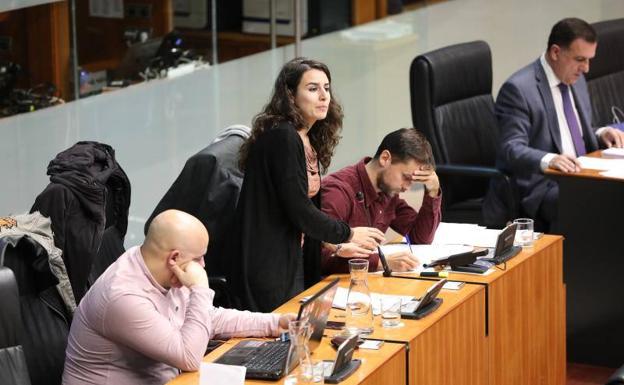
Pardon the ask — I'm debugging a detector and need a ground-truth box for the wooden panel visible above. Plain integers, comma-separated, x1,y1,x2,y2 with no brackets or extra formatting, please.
178,30,294,64
411,288,486,385
75,0,172,70
25,1,70,99
487,237,566,385
0,9,28,89
0,2,70,99
352,0,377,25
275,276,487,385
376,0,388,18
167,338,406,385
394,235,566,385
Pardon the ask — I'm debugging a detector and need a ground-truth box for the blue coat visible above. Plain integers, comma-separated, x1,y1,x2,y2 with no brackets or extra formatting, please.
487,59,599,223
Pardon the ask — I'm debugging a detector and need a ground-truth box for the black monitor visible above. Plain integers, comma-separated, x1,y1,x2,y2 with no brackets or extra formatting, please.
297,278,339,352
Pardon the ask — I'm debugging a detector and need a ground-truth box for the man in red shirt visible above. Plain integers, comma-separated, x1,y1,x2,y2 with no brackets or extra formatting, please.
321,128,442,273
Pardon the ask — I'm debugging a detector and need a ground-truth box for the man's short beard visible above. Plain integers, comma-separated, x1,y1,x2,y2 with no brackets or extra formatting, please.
376,171,398,196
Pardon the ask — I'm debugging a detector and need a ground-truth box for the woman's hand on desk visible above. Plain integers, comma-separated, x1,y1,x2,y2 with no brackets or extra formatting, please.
334,242,375,258
350,227,385,250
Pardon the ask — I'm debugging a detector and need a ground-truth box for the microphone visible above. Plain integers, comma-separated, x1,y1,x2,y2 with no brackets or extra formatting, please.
355,191,364,202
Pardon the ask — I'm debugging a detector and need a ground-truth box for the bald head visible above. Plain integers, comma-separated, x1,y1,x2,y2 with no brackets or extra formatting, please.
144,210,208,260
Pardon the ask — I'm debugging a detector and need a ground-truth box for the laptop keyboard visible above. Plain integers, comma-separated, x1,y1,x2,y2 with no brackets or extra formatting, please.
244,341,289,372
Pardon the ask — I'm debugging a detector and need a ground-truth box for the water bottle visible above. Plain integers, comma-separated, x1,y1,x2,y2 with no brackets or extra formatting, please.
345,258,374,335
284,319,313,384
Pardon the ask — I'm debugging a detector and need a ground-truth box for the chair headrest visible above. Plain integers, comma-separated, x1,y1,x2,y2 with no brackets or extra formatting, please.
0,267,22,348
587,18,624,81
416,40,492,107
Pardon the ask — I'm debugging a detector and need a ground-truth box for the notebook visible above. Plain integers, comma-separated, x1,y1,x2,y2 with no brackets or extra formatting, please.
214,278,339,380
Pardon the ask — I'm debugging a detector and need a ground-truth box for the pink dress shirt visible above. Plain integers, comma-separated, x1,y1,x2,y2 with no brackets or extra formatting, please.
62,246,280,385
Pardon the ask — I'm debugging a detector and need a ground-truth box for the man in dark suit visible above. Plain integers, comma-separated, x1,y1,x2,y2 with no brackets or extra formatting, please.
488,18,624,230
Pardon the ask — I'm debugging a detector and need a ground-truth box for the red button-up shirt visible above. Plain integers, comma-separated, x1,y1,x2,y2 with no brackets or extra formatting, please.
320,157,442,273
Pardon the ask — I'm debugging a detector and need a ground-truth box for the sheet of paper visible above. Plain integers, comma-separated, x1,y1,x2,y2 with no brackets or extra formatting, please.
602,148,624,159
600,169,624,179
432,222,501,248
330,287,414,315
200,362,246,385
577,156,624,171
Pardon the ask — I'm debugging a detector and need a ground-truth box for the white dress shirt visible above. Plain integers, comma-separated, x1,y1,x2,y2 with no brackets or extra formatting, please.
538,53,606,171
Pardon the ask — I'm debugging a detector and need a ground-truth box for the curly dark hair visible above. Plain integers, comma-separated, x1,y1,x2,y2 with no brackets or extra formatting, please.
239,57,344,173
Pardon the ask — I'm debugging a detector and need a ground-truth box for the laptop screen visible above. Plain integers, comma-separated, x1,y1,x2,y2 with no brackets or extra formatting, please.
297,278,339,352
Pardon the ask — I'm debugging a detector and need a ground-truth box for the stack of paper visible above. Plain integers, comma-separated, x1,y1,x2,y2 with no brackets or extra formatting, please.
431,222,501,248
309,287,414,316
602,148,624,159
577,156,624,170
600,169,624,179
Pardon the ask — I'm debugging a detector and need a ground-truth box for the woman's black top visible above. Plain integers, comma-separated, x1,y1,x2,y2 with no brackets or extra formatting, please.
229,121,350,312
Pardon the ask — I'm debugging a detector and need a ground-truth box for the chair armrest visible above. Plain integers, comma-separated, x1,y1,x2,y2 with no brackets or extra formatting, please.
436,164,519,222
606,364,624,385
208,276,227,286
208,276,237,308
436,164,506,179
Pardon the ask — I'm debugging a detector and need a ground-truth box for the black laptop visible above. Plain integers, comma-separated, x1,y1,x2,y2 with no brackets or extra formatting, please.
482,223,522,264
215,278,339,380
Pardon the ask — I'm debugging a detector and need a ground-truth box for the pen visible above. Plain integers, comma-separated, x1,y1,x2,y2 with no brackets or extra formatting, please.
420,271,449,278
405,234,413,254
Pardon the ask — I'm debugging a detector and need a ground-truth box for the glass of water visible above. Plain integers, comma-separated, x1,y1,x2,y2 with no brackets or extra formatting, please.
513,218,534,248
298,359,325,384
380,297,402,328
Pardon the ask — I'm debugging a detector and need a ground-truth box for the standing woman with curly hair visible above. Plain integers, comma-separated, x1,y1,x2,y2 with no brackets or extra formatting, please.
230,58,384,312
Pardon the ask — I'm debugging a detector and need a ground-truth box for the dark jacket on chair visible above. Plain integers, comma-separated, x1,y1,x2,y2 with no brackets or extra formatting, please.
145,125,250,279
0,213,75,385
30,141,131,302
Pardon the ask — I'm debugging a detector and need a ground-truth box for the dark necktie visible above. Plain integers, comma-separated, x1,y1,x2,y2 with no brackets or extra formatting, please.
558,83,586,156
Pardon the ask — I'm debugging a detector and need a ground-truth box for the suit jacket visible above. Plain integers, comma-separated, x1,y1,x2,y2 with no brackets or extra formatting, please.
487,59,599,223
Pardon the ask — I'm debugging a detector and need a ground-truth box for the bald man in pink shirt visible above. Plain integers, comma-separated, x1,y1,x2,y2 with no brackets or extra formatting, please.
63,210,294,385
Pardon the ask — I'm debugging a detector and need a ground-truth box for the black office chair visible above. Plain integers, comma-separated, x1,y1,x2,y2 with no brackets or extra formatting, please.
607,366,624,385
0,236,71,385
0,267,32,385
586,18,624,127
409,40,517,227
88,226,125,286
145,125,250,308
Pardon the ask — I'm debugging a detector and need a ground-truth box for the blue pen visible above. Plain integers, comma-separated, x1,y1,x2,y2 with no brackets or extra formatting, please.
405,234,414,254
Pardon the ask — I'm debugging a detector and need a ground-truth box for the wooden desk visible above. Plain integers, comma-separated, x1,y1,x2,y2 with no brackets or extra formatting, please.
546,150,624,366
275,277,487,385
395,235,566,385
167,335,406,385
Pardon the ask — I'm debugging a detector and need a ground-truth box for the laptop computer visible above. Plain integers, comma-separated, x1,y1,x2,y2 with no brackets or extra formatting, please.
214,278,340,380
481,223,522,265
